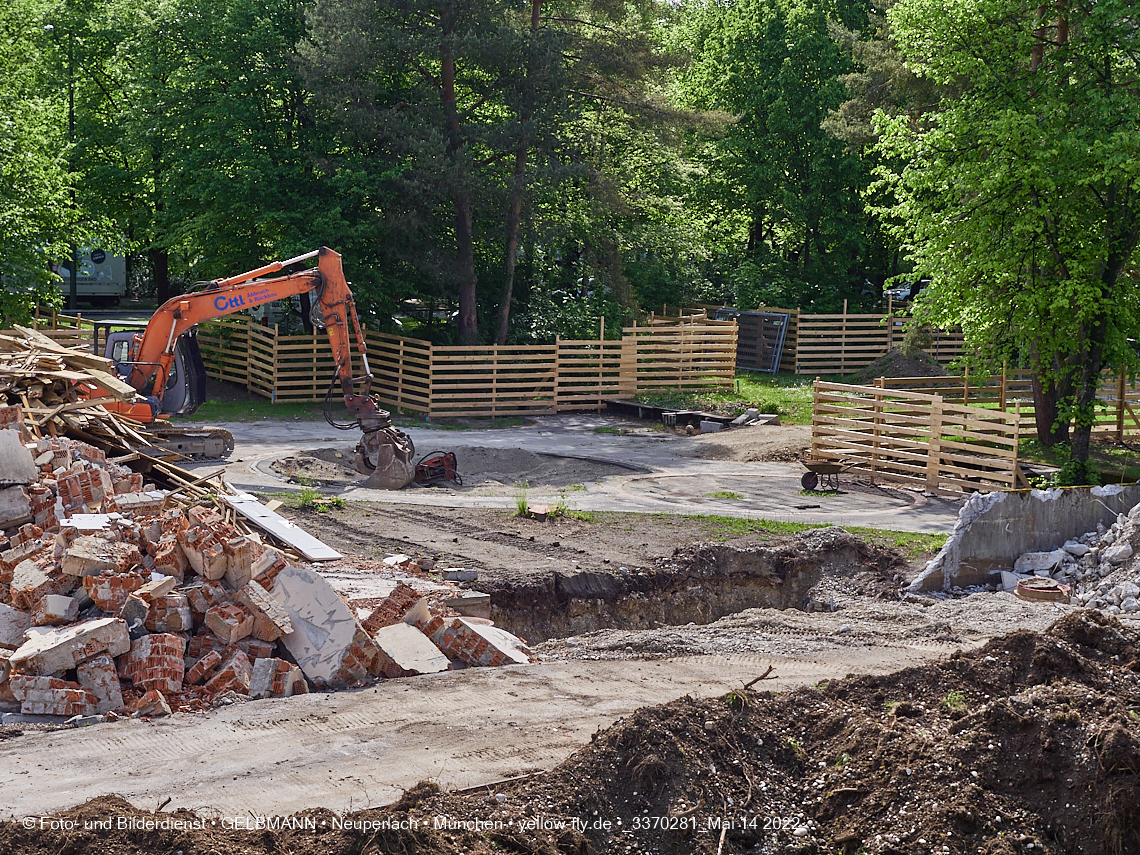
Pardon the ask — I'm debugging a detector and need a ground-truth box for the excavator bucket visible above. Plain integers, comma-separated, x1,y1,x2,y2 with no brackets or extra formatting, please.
354,414,416,489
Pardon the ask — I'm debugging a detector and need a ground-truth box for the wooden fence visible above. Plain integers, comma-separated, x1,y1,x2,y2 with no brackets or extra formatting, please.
794,304,964,375
193,316,735,417
668,301,964,376
878,368,1140,441
811,380,1024,494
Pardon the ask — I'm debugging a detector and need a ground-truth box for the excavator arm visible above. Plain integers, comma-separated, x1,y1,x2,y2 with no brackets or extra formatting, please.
121,247,415,488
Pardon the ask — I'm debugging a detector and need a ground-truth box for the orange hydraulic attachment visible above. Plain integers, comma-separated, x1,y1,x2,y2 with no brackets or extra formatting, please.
123,247,378,419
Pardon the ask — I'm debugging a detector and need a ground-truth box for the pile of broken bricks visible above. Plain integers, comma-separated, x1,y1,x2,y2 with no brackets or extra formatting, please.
0,408,535,727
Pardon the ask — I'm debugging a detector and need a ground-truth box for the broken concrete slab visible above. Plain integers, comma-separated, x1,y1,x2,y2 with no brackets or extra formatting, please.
31,594,78,627
76,654,123,713
373,622,450,677
8,674,97,716
439,568,478,582
8,618,130,675
234,580,292,642
420,616,532,667
0,602,32,649
268,565,383,688
0,430,37,485
1013,549,1067,574
442,591,492,620
0,486,32,528
1102,542,1134,565
910,485,1140,592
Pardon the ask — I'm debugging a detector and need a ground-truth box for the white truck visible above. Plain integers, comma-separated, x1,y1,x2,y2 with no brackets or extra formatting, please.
55,248,127,307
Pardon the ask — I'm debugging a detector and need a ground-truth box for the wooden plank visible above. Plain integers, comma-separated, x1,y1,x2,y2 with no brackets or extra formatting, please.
222,492,342,561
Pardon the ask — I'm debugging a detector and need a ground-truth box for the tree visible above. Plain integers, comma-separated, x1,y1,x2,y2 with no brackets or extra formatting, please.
875,0,1140,481
0,0,74,322
676,0,875,311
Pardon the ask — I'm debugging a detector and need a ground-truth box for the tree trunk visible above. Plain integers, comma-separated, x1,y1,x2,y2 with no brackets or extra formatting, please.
496,149,527,345
495,0,543,345
440,4,478,345
1070,314,1108,482
1030,369,1069,447
150,248,170,304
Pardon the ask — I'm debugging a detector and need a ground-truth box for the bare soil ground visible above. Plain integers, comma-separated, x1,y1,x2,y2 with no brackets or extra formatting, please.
5,432,1138,855
5,611,1138,855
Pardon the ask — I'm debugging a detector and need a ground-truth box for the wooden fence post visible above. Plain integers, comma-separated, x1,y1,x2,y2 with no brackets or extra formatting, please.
1117,366,1127,441
427,342,435,419
245,316,255,394
811,378,820,458
963,365,970,406
925,394,943,493
271,323,280,404
1000,361,1007,411
841,299,848,374
872,386,883,485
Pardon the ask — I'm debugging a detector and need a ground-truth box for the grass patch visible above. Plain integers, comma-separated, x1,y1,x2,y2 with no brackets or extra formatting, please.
707,491,744,499
183,398,323,422
845,527,947,561
594,426,624,435
256,489,346,512
514,482,530,517
798,489,841,498
497,508,946,560
298,488,345,512
633,370,824,425
567,510,602,522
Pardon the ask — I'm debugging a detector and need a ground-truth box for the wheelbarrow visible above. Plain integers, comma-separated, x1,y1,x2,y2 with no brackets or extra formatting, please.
799,457,866,491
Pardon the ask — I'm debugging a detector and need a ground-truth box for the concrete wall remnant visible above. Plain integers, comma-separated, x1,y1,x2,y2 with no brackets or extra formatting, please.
910,485,1140,592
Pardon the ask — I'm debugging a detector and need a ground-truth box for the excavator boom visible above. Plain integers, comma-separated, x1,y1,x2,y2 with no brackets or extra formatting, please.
112,247,415,488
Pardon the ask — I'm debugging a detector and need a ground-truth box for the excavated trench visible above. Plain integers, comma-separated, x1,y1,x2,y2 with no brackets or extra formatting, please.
478,528,904,643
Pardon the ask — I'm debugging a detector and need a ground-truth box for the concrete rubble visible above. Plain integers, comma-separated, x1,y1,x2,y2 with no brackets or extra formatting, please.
0,408,535,724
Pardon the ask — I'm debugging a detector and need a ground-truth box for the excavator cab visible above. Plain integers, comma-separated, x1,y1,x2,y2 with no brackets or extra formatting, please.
104,328,207,416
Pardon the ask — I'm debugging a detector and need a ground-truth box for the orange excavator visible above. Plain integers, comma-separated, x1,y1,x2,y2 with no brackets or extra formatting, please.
99,247,416,489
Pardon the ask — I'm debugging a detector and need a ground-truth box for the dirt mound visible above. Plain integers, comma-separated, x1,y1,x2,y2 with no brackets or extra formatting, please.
677,423,812,462
848,347,950,383
9,611,1138,854
270,445,629,488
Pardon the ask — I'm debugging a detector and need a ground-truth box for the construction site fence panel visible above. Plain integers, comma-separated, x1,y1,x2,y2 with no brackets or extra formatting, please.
811,380,1023,495
31,313,733,417
878,367,1140,441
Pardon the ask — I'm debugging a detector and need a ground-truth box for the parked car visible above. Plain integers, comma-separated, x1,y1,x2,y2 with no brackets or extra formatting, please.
884,279,930,302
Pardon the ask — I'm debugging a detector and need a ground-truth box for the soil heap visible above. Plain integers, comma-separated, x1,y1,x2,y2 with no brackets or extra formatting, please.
5,611,1137,855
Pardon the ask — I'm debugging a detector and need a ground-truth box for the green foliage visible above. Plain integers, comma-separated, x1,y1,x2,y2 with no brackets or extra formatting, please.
0,0,73,324
874,0,1140,479
707,491,743,499
675,0,882,311
297,488,345,511
634,370,815,423
943,691,966,713
514,482,530,517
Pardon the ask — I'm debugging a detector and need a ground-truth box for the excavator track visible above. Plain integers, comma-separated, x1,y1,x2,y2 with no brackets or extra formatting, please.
142,425,236,459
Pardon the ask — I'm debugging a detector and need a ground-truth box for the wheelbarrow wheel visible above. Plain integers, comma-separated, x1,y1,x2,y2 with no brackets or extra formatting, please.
800,472,819,491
